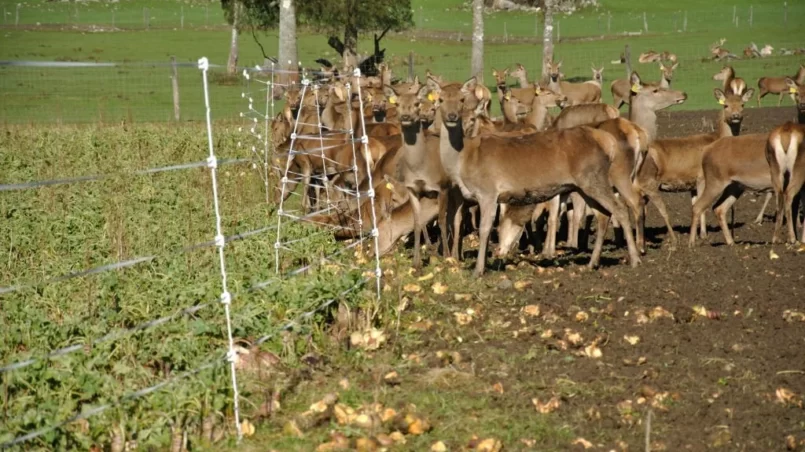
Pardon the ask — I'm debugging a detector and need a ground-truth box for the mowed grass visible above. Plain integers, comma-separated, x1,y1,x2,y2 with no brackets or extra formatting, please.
1,0,804,123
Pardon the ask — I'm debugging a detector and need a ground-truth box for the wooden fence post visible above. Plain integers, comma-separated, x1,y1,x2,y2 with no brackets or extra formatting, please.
112,10,115,28
732,5,736,24
784,1,787,26
624,44,632,78
181,6,184,29
408,51,414,82
749,5,753,27
643,12,648,32
607,12,611,33
683,11,687,32
171,56,180,121
15,4,19,26
504,22,508,43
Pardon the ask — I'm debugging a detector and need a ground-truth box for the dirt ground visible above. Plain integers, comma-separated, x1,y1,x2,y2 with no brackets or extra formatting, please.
239,107,805,451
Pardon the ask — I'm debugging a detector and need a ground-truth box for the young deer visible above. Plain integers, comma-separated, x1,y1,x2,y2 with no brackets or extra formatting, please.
766,122,805,244
611,62,677,109
435,77,641,275
757,64,805,107
712,65,747,96
634,87,753,248
510,63,533,88
547,61,602,105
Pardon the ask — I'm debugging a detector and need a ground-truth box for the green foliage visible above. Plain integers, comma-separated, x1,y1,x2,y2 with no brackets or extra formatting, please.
296,0,414,37
0,124,373,449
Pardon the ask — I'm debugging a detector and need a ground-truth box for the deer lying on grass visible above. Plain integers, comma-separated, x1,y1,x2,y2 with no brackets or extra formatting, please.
710,39,737,61
757,64,805,107
638,50,677,64
689,130,771,247
635,87,754,248
766,121,805,244
712,65,747,96
435,78,641,275
547,61,603,105
611,62,677,109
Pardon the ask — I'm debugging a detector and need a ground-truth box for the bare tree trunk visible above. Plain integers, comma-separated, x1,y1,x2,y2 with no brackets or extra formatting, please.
540,0,554,84
278,0,298,86
471,0,484,83
227,1,240,75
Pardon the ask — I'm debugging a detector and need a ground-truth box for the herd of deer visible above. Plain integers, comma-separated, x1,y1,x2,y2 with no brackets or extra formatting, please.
269,59,805,277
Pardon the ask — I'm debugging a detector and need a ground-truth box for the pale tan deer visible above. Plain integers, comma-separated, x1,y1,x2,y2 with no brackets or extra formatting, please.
689,132,770,247
757,64,805,106
611,62,677,109
383,83,453,268
638,50,677,64
435,77,641,275
547,61,602,105
510,63,533,88
766,121,805,244
636,87,754,249
712,65,747,95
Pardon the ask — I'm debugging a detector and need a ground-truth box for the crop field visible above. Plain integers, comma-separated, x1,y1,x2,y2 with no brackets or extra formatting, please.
2,0,805,451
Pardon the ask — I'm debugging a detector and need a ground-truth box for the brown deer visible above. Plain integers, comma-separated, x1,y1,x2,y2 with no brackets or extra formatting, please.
766,122,805,244
785,77,805,125
547,61,602,105
689,132,770,247
638,50,677,64
435,77,641,275
757,64,805,106
510,63,533,88
611,62,677,109
636,87,754,248
710,39,737,61
381,83,454,268
712,65,747,95
373,197,440,256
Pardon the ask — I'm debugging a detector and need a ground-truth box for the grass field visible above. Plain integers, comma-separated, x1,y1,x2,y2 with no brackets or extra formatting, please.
1,0,804,123
2,0,805,450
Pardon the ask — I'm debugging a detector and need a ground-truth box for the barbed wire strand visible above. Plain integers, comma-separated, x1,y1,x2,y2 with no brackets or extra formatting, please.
0,158,250,193
199,56,242,441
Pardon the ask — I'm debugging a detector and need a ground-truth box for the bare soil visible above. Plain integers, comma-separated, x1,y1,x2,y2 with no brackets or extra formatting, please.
242,107,805,451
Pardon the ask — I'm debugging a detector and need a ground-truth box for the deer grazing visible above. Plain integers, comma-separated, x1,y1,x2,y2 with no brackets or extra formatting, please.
757,64,805,107
766,122,805,244
634,87,754,249
547,61,602,105
611,62,677,109
434,76,641,275
712,65,747,95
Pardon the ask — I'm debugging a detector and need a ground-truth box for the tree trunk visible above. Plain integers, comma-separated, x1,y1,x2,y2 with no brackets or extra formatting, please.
540,0,554,84
471,0,484,83
342,20,359,70
278,0,298,86
226,1,240,75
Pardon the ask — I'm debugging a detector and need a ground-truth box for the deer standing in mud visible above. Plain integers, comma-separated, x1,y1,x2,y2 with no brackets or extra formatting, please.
433,76,641,276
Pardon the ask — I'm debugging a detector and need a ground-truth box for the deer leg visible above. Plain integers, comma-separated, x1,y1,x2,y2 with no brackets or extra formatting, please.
408,192,423,269
645,186,676,246
755,192,773,224
691,180,708,239
438,190,450,257
578,182,641,268
611,172,642,251
713,191,741,246
473,197,498,277
567,192,586,249
785,171,805,243
690,178,730,247
777,92,784,107
449,188,465,261
772,186,786,244
544,195,560,259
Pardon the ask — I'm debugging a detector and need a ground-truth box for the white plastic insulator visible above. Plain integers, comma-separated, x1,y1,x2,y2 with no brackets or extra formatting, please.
360,135,369,144
375,268,382,277
225,348,238,363
290,133,297,140
367,188,375,198
301,78,310,86
281,177,288,183
197,57,209,71
241,92,246,98
206,156,218,169
371,228,379,238
274,241,281,249
220,291,232,305
352,68,361,77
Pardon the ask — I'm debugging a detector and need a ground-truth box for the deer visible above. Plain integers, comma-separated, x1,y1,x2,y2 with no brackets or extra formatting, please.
611,62,677,109
434,76,641,276
689,131,771,247
712,65,747,95
382,83,455,268
757,64,805,107
547,61,602,105
635,87,754,249
710,39,737,61
638,50,677,64
785,77,805,125
766,121,805,244
510,63,533,88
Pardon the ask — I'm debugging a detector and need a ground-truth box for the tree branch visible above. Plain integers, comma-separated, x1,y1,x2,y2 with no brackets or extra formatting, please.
375,25,392,45
250,27,275,62
328,36,345,56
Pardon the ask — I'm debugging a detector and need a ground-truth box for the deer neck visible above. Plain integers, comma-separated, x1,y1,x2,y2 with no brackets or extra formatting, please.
321,99,338,130
401,120,425,147
660,77,671,89
548,79,562,94
718,111,742,137
628,100,659,143
795,66,805,84
502,99,520,124
526,102,550,131
515,73,530,88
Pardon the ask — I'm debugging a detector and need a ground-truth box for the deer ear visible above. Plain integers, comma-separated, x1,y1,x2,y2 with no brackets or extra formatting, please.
671,62,679,70
503,68,509,76
713,88,727,105
417,84,431,101
413,75,420,85
383,84,398,100
557,60,563,68
283,105,293,123
629,72,642,92
785,78,799,92
462,76,478,94
742,88,755,102
426,75,442,92
492,69,498,77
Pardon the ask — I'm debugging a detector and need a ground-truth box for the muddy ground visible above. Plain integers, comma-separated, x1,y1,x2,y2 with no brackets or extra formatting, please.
237,107,805,451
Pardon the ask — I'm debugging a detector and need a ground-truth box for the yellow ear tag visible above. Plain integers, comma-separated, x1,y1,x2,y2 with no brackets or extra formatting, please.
385,182,394,190
535,86,541,94
427,93,435,102
388,96,397,104
718,98,725,105
504,93,511,100
366,94,373,102
631,84,641,93
790,87,798,94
